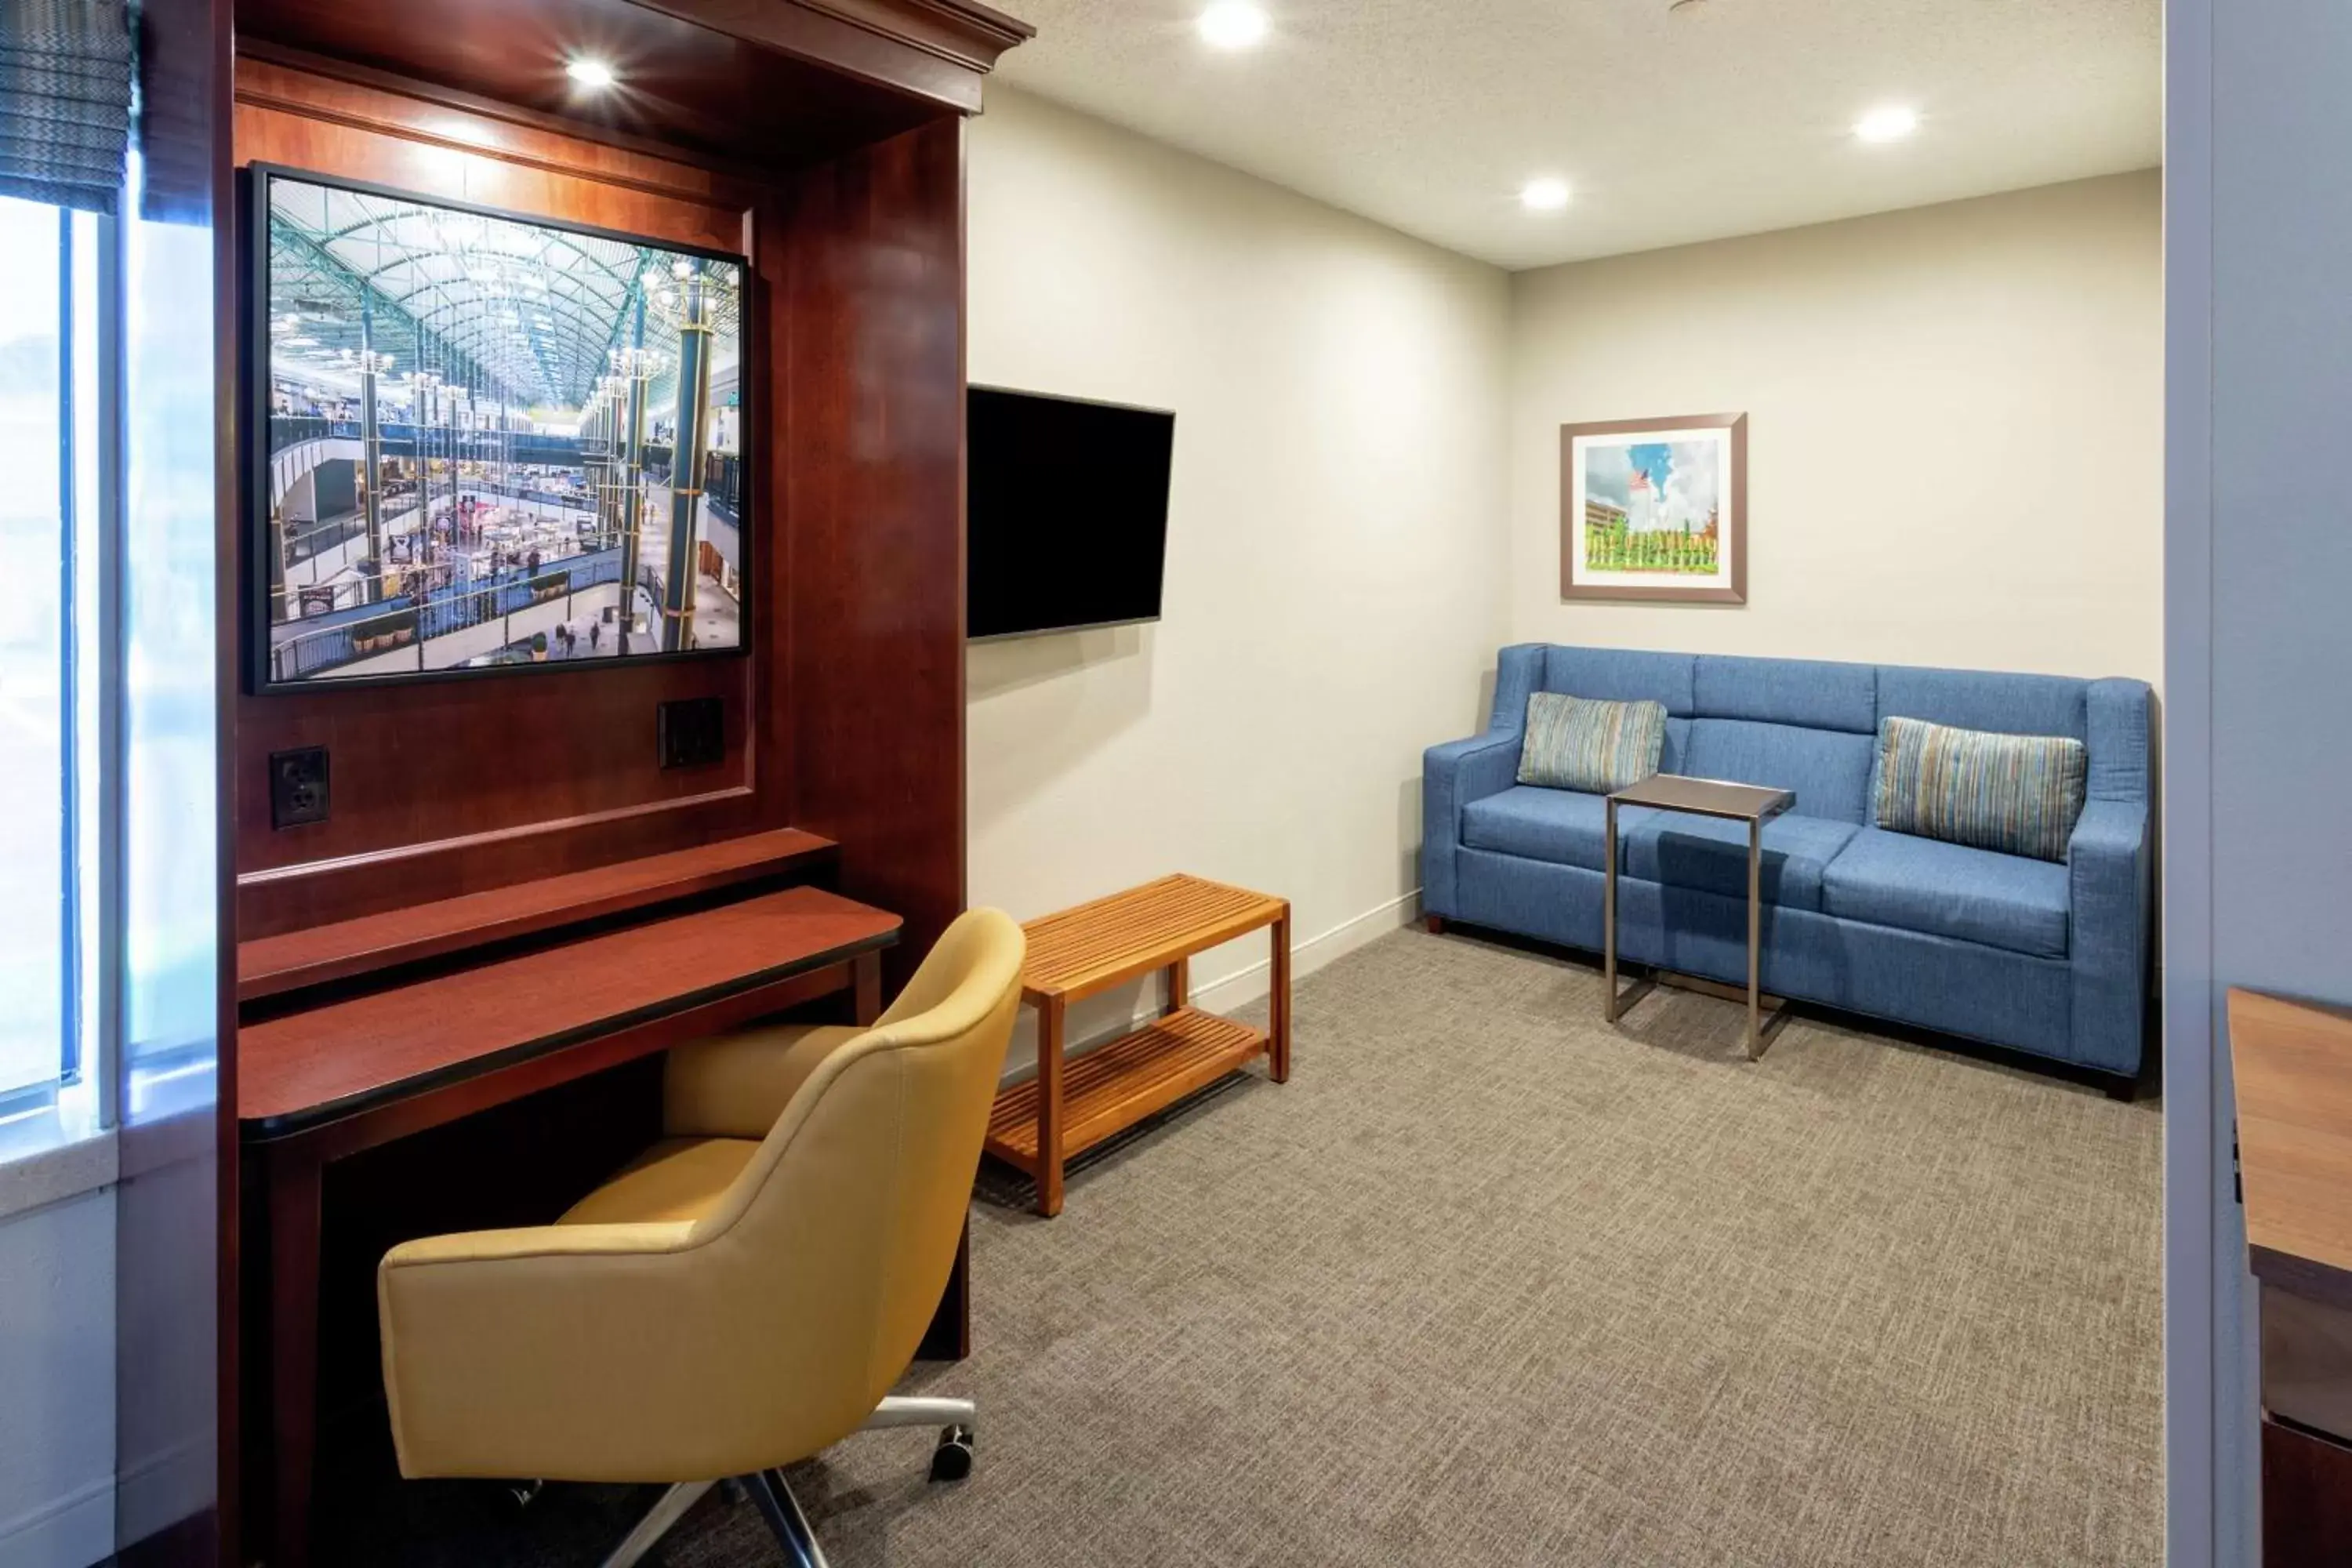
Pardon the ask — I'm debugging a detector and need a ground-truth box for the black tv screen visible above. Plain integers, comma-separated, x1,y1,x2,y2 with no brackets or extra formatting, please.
250,165,750,690
967,387,1174,641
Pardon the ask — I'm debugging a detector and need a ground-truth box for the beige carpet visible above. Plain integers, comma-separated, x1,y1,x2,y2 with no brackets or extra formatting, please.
328,926,2163,1566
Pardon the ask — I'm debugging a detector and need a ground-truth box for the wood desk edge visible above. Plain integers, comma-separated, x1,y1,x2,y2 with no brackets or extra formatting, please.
241,911,899,1141
2228,985,2352,1303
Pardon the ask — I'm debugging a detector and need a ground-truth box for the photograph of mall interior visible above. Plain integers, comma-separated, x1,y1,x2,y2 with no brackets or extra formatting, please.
5,0,2348,1566
262,175,746,684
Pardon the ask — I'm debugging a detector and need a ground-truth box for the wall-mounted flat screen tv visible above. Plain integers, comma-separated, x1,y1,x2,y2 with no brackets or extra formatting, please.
250,165,750,690
967,387,1174,641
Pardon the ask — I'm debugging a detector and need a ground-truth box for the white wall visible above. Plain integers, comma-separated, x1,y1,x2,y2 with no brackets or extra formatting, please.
1506,172,2163,688
0,1190,115,1568
965,88,1511,1057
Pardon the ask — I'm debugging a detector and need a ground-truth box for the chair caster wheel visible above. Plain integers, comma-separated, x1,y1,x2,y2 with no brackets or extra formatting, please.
929,1425,975,1482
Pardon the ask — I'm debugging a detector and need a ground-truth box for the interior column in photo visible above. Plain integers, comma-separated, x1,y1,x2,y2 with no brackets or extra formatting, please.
661,260,712,652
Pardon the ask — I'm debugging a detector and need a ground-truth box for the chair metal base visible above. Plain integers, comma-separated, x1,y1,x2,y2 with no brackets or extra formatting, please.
595,1396,977,1568
861,1394,975,1431
599,1479,717,1568
745,1468,829,1568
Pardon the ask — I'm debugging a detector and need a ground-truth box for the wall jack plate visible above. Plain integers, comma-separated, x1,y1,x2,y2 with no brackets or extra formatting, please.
270,746,330,829
658,698,726,771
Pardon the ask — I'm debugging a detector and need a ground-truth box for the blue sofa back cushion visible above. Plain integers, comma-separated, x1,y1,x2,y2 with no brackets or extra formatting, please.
1499,645,2151,828
1682,719,1875,823
1541,647,1696,715
1875,665,2088,743
1694,655,1875,733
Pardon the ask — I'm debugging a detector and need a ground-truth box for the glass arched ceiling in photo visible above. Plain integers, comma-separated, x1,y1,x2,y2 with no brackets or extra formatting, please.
264,176,742,418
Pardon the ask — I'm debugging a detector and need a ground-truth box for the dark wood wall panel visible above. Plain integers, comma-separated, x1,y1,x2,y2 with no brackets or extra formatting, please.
233,65,787,936
2265,1415,2352,1563
780,116,968,984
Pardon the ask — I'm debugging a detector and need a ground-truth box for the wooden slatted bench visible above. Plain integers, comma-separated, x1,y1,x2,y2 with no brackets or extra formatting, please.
987,874,1290,1215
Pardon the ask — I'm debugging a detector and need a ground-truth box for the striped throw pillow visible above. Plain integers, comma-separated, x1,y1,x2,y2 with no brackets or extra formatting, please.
1872,716,2087,863
1517,693,1666,794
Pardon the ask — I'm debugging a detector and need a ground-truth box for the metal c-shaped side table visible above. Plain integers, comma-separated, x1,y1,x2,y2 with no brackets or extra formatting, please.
1603,773,1797,1060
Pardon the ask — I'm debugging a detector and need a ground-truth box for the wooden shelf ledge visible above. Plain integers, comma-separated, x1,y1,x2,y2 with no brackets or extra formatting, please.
238,827,837,1004
985,1007,1265,1174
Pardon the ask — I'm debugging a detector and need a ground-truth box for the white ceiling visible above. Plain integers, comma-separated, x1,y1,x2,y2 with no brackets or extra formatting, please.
991,0,2161,271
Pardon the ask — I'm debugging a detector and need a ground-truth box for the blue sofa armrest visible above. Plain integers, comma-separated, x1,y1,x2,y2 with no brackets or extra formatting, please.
2067,797,2151,1076
1422,731,1523,918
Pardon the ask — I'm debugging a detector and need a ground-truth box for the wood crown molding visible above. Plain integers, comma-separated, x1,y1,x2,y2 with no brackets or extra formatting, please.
613,0,1033,112
788,0,1036,69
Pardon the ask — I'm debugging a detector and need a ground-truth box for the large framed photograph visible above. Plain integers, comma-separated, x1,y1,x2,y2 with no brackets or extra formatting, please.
249,165,750,690
1559,412,1747,604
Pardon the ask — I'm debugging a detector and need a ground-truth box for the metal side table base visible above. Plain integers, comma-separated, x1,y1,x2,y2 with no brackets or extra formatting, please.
1602,776,1798,1062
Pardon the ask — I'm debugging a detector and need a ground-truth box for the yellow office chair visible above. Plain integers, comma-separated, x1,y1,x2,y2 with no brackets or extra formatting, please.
376,907,1026,1567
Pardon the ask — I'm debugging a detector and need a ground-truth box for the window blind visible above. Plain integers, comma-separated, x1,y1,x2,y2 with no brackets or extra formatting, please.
0,0,132,214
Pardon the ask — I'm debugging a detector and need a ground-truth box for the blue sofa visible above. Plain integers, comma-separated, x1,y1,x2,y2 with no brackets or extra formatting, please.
1422,645,2153,1082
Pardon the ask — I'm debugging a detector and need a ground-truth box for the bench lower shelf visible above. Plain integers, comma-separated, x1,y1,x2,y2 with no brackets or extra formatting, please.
984,1006,1266,1175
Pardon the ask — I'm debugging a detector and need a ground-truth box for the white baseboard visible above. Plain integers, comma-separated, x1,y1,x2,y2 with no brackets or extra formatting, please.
111,1433,210,1561
0,1475,113,1568
998,887,1422,1082
1186,887,1421,1015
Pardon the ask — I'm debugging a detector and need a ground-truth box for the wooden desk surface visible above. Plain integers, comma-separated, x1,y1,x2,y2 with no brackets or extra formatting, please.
240,884,899,1138
1609,773,1796,822
1021,873,1287,1004
2229,987,2352,1306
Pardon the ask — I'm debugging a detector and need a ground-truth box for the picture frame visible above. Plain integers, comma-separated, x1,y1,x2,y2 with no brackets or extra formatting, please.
1559,412,1748,604
245,162,755,692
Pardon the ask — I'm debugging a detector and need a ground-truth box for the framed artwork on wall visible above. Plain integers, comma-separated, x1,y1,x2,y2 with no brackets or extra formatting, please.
248,164,752,691
1559,412,1748,603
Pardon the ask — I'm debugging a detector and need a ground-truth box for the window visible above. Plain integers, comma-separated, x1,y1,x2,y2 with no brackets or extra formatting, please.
0,196,108,1134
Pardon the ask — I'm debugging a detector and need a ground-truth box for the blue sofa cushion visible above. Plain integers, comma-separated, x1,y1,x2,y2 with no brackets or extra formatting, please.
1682,718,1875,823
1461,786,1621,872
1820,828,2071,959
1623,812,1859,913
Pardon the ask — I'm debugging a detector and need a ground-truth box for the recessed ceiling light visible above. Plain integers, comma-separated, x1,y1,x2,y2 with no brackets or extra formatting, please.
565,57,618,89
1854,105,1919,144
1197,2,1269,49
1520,177,1572,212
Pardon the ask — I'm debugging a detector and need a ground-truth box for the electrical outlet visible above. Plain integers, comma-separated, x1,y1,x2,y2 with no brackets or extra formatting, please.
270,746,330,829
658,698,725,770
